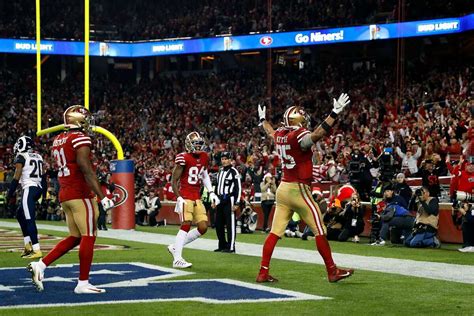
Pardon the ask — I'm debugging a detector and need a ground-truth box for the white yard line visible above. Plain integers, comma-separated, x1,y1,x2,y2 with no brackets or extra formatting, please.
1,221,473,284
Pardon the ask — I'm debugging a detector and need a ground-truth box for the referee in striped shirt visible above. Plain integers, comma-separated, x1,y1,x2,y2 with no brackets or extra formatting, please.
215,152,241,253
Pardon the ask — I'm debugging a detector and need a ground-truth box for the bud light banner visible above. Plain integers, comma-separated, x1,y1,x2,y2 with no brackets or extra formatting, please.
0,14,472,57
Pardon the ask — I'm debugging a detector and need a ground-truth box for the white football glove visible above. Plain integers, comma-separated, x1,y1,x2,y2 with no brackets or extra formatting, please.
258,102,266,126
332,93,350,115
210,192,220,206
174,196,187,214
100,196,115,211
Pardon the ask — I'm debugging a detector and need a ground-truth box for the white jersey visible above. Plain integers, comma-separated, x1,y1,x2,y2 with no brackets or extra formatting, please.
14,152,44,189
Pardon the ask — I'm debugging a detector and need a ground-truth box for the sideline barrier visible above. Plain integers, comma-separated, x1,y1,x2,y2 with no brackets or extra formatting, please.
155,202,462,244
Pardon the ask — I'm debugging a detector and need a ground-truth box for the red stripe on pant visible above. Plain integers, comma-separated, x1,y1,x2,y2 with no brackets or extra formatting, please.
298,183,324,235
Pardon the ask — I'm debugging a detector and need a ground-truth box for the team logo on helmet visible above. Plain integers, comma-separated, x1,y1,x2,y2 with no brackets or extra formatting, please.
282,106,310,128
13,136,34,155
185,132,205,153
63,105,94,132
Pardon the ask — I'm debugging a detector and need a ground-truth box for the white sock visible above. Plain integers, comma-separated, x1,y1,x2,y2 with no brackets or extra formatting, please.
24,236,31,246
77,279,89,286
32,243,41,251
38,259,47,270
174,230,188,259
184,228,201,246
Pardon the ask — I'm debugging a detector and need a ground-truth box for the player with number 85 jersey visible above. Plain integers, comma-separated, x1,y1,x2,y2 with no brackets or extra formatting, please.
256,94,355,284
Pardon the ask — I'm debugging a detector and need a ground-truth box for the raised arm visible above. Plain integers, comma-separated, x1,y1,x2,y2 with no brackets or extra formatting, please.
309,93,350,143
258,102,275,138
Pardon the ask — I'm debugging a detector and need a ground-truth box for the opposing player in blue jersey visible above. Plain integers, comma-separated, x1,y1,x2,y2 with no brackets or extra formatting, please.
7,136,46,259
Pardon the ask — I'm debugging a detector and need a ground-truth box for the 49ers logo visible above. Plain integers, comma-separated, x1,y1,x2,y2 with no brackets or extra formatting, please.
260,36,273,46
112,184,128,208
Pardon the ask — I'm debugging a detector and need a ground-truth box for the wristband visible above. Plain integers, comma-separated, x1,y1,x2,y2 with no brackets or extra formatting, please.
321,121,332,133
330,111,338,119
259,118,266,123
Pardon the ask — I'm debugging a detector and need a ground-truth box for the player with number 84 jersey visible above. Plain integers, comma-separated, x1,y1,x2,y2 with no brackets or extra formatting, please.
52,130,94,202
174,151,209,200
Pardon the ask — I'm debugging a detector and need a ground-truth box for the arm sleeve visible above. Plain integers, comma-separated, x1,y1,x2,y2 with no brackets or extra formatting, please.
422,198,439,216
299,133,314,150
201,169,213,192
413,146,422,159
174,154,186,166
155,198,162,210
14,154,26,166
71,134,92,150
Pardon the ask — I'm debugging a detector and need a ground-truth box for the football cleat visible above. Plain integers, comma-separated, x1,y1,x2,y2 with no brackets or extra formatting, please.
27,262,44,292
256,272,278,283
21,243,33,258
167,244,176,259
24,250,43,260
328,266,354,283
74,283,106,294
256,266,278,283
173,258,192,269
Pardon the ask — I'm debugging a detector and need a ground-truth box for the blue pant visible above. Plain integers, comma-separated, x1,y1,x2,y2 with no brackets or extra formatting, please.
404,231,436,248
16,186,42,246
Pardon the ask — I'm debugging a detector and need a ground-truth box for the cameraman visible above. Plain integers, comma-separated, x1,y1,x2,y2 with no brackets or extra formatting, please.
405,186,440,248
348,148,372,201
379,184,414,245
337,193,365,242
452,201,474,252
451,156,474,252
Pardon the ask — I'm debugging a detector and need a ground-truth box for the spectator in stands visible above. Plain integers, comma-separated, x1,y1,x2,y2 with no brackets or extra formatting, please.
260,173,277,233
396,143,422,176
394,173,413,205
418,160,441,197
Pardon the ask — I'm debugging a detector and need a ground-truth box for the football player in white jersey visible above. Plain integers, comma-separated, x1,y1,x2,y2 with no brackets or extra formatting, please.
7,136,46,259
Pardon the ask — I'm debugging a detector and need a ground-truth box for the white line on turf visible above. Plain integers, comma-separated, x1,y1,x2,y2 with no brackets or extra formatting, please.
1,221,473,284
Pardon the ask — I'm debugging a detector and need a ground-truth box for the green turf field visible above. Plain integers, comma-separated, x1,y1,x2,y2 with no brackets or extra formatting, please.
1,219,473,315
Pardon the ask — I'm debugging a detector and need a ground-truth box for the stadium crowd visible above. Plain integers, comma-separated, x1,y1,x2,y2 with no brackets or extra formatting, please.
0,0,471,40
1,60,473,204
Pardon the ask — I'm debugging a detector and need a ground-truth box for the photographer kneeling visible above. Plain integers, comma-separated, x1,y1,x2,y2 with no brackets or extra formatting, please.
404,186,440,248
379,184,414,245
452,192,474,252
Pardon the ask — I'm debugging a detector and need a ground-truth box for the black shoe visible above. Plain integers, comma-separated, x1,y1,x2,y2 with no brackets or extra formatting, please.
214,248,225,252
222,249,235,253
102,227,108,231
